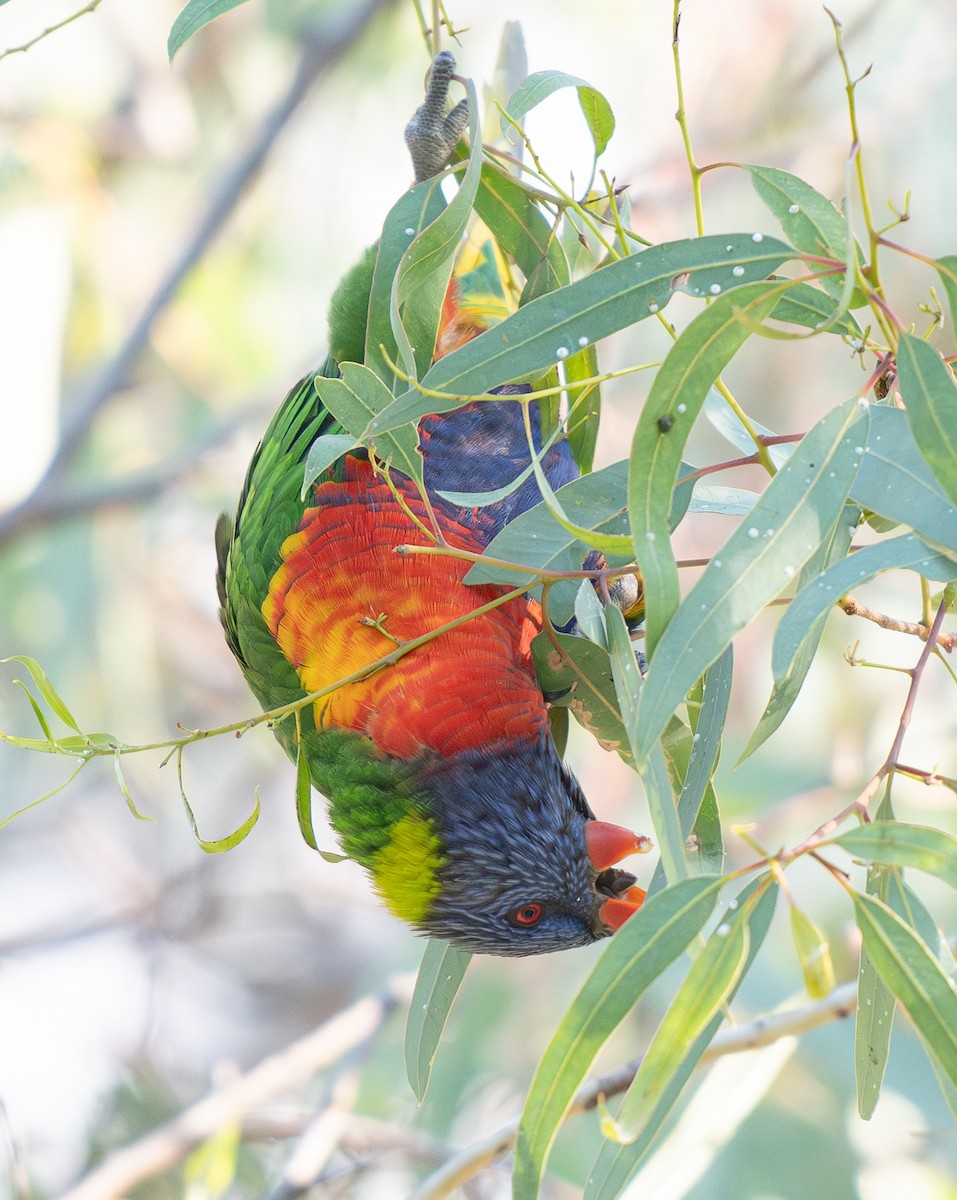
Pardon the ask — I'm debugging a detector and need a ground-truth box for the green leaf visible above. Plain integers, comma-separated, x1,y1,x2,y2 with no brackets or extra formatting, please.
2,656,82,732
179,752,260,853
897,331,957,507
565,342,602,474
368,234,794,435
835,822,957,892
301,434,357,499
294,722,318,851
688,485,758,515
702,388,793,468
314,365,423,488
168,0,248,61
932,255,957,343
650,650,732,892
770,281,863,337
405,939,472,1102
0,760,86,830
530,631,631,760
633,399,866,765
789,905,836,999
740,505,858,761
602,911,752,1145
466,159,570,302
771,532,956,686
746,165,865,305
583,875,777,1199
364,179,447,387
628,281,783,654
502,71,615,158
10,679,54,743
591,1034,794,1200
856,850,898,1122
852,890,957,1092
113,752,154,823
513,875,724,1200
850,405,957,560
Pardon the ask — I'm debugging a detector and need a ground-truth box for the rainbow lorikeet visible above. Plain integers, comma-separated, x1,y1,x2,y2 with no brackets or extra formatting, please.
215,53,650,955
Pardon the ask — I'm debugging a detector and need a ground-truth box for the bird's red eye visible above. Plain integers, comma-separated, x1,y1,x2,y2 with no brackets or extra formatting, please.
512,903,542,926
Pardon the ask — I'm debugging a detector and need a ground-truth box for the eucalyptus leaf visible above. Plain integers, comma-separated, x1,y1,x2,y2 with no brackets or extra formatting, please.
850,406,957,560
603,912,751,1144
368,234,794,436
513,875,724,1200
634,399,867,765
168,0,248,61
405,939,472,1102
628,281,783,654
741,504,858,761
897,331,957,507
502,71,615,158
835,822,957,892
583,874,777,1199
852,891,957,1092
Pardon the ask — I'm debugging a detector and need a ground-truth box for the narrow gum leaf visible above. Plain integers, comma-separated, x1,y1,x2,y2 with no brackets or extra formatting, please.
896,331,957,507
405,939,472,1102
789,905,836,1000
512,875,723,1200
369,234,794,436
3,655,82,732
856,861,895,1120
583,876,778,1199
168,0,248,62
771,533,955,687
834,821,957,892
295,728,318,851
852,891,957,1092
501,71,615,158
628,281,784,655
113,751,155,823
179,751,260,853
850,406,957,561
604,916,751,1145
364,178,446,387
634,399,866,765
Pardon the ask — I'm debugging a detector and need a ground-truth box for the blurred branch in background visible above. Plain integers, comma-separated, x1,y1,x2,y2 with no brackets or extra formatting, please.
59,975,415,1200
58,963,890,1200
0,0,398,550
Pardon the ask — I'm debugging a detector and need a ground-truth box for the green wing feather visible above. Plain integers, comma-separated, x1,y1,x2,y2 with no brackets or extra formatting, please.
216,358,340,713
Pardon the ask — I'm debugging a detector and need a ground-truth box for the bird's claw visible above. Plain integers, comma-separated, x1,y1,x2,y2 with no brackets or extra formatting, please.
405,50,469,183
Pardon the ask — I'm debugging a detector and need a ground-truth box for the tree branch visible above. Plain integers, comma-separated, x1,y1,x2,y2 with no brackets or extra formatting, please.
840,593,956,653
0,0,398,550
58,976,414,1200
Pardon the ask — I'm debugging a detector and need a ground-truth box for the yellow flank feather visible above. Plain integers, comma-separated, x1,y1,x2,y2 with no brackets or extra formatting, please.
372,812,444,924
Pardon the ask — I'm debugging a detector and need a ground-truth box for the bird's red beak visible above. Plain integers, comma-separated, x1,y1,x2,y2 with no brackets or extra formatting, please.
585,820,653,870
599,885,648,931
585,820,652,933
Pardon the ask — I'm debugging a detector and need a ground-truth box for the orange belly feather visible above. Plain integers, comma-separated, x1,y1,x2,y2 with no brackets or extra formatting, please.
262,457,547,760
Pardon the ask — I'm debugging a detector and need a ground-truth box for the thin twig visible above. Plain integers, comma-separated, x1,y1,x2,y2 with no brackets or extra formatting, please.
0,0,104,62
0,0,397,550
840,594,956,653
58,976,414,1200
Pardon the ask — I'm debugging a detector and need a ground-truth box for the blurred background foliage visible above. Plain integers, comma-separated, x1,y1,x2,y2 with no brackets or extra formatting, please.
0,0,956,1196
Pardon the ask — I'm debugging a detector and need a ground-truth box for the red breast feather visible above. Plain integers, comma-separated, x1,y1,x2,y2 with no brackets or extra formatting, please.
262,455,548,761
